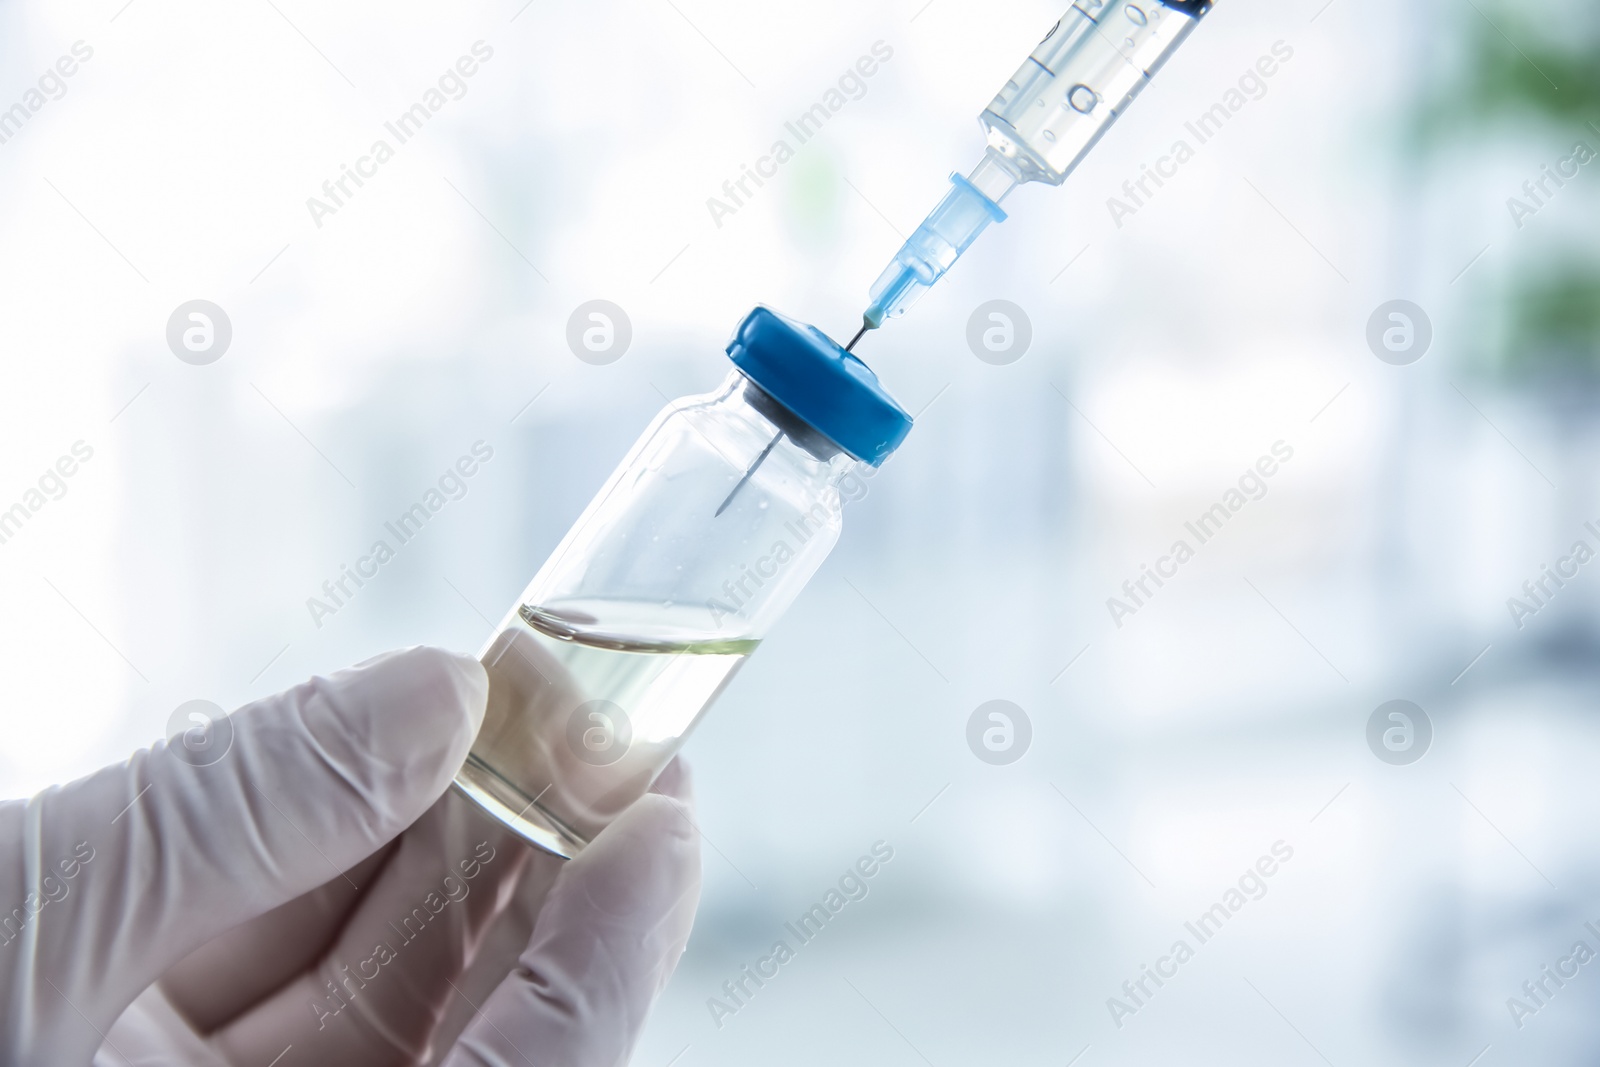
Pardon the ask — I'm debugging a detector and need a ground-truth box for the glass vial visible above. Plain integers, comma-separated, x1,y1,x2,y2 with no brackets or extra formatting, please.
453,307,911,858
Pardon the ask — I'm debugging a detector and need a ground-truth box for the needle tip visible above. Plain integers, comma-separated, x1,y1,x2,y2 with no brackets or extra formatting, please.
845,320,871,352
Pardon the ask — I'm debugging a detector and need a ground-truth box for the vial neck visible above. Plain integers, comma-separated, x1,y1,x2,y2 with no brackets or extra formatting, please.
735,373,843,464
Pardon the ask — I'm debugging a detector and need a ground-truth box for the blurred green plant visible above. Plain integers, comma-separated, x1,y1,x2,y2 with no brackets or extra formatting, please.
1423,27,1598,135
1504,259,1600,382
1422,4,1600,384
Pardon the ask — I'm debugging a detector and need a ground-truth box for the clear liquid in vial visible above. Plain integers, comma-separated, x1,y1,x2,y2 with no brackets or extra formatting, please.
454,599,756,857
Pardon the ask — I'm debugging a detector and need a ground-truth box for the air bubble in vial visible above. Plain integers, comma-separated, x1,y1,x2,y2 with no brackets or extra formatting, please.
1067,85,1097,113
1124,3,1147,24
1042,130,1056,142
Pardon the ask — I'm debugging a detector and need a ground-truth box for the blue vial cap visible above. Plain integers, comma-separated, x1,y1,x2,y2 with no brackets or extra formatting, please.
726,306,912,467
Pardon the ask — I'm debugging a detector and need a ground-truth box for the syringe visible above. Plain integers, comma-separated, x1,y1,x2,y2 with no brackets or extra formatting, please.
849,0,1213,347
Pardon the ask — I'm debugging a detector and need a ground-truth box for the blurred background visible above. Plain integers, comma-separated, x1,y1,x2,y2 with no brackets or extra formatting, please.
2,0,1598,1061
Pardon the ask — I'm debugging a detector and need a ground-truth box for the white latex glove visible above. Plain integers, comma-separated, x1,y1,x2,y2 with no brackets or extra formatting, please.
0,647,701,1067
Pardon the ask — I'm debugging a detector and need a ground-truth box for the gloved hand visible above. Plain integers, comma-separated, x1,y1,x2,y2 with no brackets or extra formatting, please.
0,647,702,1067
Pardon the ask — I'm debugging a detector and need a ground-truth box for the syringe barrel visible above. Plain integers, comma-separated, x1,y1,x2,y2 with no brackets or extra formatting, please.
980,0,1211,187
857,0,1212,332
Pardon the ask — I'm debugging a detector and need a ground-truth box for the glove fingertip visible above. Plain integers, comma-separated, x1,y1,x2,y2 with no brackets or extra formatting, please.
361,645,487,750
649,756,694,803
547,792,700,926
434,646,490,735
272,646,488,830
